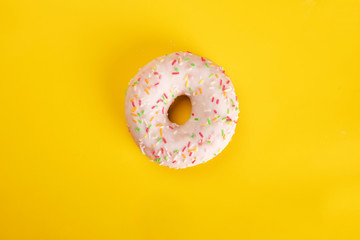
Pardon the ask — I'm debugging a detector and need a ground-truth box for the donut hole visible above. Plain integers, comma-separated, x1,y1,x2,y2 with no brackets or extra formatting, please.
168,95,192,125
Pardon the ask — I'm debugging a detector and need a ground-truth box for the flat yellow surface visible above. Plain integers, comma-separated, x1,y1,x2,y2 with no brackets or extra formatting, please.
1,0,360,239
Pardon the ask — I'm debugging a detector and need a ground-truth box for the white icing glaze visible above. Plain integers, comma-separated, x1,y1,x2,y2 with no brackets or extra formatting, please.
125,52,239,169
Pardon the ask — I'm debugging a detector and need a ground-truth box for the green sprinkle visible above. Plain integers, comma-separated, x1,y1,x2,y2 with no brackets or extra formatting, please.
222,129,224,136
194,118,199,121
226,120,232,123
191,134,195,138
164,156,168,160
207,140,211,143
189,87,192,91
137,112,141,117
231,99,235,105
155,158,161,162
214,153,217,156
164,101,167,105
222,117,227,120
209,73,214,78
174,67,179,72
235,107,238,111
148,124,152,129
207,118,211,125
227,109,230,114
133,81,138,85
205,63,209,68
138,120,142,124
155,105,158,108
142,110,145,115
172,94,175,98
173,150,179,154
218,115,221,118
219,85,222,90
135,127,140,132
162,95,165,100
191,63,195,67
157,138,162,142
125,88,127,95
184,58,190,61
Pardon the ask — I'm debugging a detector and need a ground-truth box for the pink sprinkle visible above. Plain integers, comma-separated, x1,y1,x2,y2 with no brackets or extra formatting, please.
234,120,237,123
191,113,194,116
171,60,176,65
236,96,238,101
222,85,225,91
155,155,160,158
211,97,214,102
214,110,217,114
222,70,225,74
152,151,156,155
164,93,168,99
169,126,174,130
216,99,219,104
201,57,206,62
139,100,141,106
226,80,230,84
172,161,176,163
159,75,162,79
189,152,193,157
227,116,232,121
132,102,135,107
199,132,203,138
152,106,156,109
162,107,164,114
170,152,173,156
138,77,141,82
154,82,159,86
146,128,149,133
220,80,222,86
161,148,164,154
187,141,191,147
192,160,196,164
199,139,203,145
154,72,158,75
156,99,163,103
182,147,186,152
175,53,180,55
163,138,167,144
172,72,179,75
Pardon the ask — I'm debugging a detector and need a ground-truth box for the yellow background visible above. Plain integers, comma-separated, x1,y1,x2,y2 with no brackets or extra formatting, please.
1,0,360,239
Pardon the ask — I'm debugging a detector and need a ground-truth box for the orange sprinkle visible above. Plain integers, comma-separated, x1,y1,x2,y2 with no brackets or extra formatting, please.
134,94,139,98
155,111,159,115
160,128,163,136
215,74,219,78
223,134,226,140
212,118,217,121
199,88,203,94
156,124,163,127
145,88,149,95
150,156,154,160
150,117,154,122
145,78,149,84
223,92,226,97
131,107,137,112
132,119,137,123
130,99,134,102
182,154,186,158
131,113,137,117
195,92,198,96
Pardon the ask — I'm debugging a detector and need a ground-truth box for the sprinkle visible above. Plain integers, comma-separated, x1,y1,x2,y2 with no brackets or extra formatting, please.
209,73,214,78
164,156,168,160
216,99,219,104
223,134,226,140
194,118,199,121
222,85,225,91
185,80,189,87
156,99,163,103
215,74,219,78
163,138,167,144
220,80,223,86
189,152,193,157
156,124,163,127
157,138,162,142
154,82,159,86
191,134,194,138
199,132,203,138
144,134,148,138
227,80,230,84
142,110,145,115
227,108,230,114
132,119,137,123
199,79,204,85
189,87,192,91
205,63,209,68
169,126,174,129
212,118,217,121
172,72,179,75
155,158,161,162
184,74,188,81
145,88,149,95
184,58,190,61
131,107,137,112
222,129,224,136
164,93,168,99
201,57,206,62
214,110,217,114
174,67,179,72
160,128,163,136
207,118,211,125
195,92,198,96
173,150,179,154
219,85,222,90
211,97,214,102
150,117,154,122
182,154,186,158
182,147,187,152
191,63,195,67
136,127,140,132
145,79,149,84
187,141,191,147
161,95,165,100
154,72,159,75
162,107,164,114
192,159,196,164
231,99,235,106
132,101,135,107
138,120,142,124
172,160,176,163
199,88,203,94
151,106,156,109
150,156,154,160
207,140,211,143
139,100,142,106
131,113,137,117
171,60,176,65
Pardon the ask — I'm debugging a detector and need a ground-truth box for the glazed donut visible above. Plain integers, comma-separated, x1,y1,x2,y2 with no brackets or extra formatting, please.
125,52,239,169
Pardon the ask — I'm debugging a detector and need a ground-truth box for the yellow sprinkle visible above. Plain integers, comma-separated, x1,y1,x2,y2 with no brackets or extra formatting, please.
144,134,148,139
203,123,207,127
223,134,226,140
170,89,173,93
134,94,139,98
195,146,198,151
145,78,149,84
131,107,137,112
152,66,157,69
182,154,186,158
199,88,203,94
150,117,154,122
160,128,163,136
131,113,137,117
132,119,137,123
210,63,215,66
185,80,189,88
199,79,204,85
184,74,188,81
215,74,219,78
152,144,155,147
145,88,149,95
155,111,159,115
188,147,198,152
156,124,163,127
223,92,226,97
212,118,217,121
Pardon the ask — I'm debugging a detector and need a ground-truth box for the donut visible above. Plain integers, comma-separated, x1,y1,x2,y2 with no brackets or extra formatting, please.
125,52,239,169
